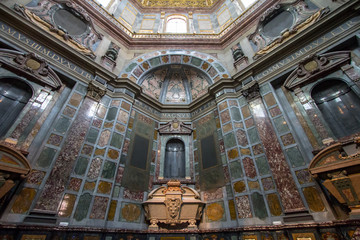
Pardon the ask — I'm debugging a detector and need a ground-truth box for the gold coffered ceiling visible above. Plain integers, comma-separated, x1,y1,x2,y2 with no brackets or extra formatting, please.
137,0,218,8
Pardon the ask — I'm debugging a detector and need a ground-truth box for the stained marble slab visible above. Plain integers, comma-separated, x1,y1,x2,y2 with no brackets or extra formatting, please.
87,157,103,179
90,196,109,219
235,196,252,218
242,157,257,179
107,200,117,221
251,192,268,219
203,187,223,201
35,98,96,212
250,98,305,213
206,202,225,222
58,194,76,217
267,193,282,216
11,188,36,214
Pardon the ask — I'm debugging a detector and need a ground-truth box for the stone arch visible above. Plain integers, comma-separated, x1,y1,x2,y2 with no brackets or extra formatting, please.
119,50,230,85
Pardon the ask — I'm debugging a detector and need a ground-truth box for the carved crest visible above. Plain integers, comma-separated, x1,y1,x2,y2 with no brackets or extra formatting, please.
15,0,102,59
241,81,260,102
248,1,329,59
165,197,182,219
0,49,62,89
284,51,351,90
158,118,193,135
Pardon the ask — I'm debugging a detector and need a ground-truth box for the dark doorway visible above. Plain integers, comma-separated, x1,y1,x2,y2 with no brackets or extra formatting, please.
164,138,185,178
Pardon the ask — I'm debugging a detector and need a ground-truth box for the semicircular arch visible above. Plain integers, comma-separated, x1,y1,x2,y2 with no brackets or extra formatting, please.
119,50,230,85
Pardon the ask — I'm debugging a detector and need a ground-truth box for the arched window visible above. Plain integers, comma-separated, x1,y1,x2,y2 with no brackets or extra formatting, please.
0,78,32,137
312,79,360,139
164,138,185,178
165,15,187,33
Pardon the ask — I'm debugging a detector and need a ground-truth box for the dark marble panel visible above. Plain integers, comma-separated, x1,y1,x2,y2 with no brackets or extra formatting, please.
273,116,290,135
86,128,99,144
261,177,275,191
74,193,92,221
54,116,71,135
233,181,246,193
97,181,112,194
223,133,237,149
248,127,260,144
229,161,243,179
81,144,94,156
47,134,63,146
102,161,116,179
110,132,124,149
281,133,295,146
68,178,82,191
36,147,57,168
11,188,36,214
123,188,144,201
203,187,223,201
107,200,117,221
74,156,89,176
230,107,242,121
252,144,264,155
26,170,46,185
106,107,117,121
269,106,282,117
251,192,268,219
296,169,313,184
255,156,270,176
285,146,305,168
92,118,103,128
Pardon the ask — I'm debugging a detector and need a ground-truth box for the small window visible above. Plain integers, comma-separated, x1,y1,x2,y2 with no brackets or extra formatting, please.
166,15,187,33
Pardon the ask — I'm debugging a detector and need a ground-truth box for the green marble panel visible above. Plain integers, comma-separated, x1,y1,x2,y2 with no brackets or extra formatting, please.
102,161,116,179
260,83,271,95
238,97,247,107
86,128,99,144
251,192,268,219
221,154,227,165
74,193,92,221
113,185,120,197
229,161,243,179
191,57,202,66
214,63,225,72
106,107,117,121
54,116,71,134
255,156,270,176
248,127,260,144
149,57,160,67
101,96,111,106
125,63,137,72
223,133,236,149
74,156,89,176
285,146,306,168
37,147,57,168
230,107,242,121
110,132,123,149
226,184,233,197
273,116,290,134
76,84,87,94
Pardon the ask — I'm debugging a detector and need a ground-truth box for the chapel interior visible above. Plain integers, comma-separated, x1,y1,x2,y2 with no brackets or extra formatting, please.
0,0,359,239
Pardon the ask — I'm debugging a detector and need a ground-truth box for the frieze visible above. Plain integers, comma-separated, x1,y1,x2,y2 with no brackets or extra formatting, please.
0,21,94,81
158,118,193,135
254,16,360,81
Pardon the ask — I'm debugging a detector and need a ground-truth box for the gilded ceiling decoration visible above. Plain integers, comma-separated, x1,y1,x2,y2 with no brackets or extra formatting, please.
137,0,218,8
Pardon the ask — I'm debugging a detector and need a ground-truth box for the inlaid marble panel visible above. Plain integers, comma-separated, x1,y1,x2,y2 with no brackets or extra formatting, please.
295,169,313,184
280,133,295,146
47,134,63,146
227,148,239,160
97,181,112,194
251,192,268,219
107,149,119,160
88,157,103,179
263,93,277,107
115,123,126,133
267,193,282,216
96,105,107,119
269,106,282,117
241,105,251,119
92,118,103,128
90,196,109,219
117,110,129,124
229,161,243,179
242,157,257,179
223,133,237,149
233,181,246,193
252,144,264,155
218,101,228,111
121,101,131,111
261,177,275,191
86,128,99,144
81,144,94,156
74,157,89,175
228,199,237,220
69,92,82,107
35,98,96,212
303,187,325,212
285,146,305,167
255,156,270,176
236,129,248,147
120,203,141,222
11,188,36,214
110,132,123,149
206,202,225,222
248,180,260,190
54,116,71,135
26,170,46,185
165,74,187,103
235,196,252,218
98,130,111,147
203,187,223,201
58,194,76,217
123,188,144,201
220,109,231,124
185,67,210,100
68,178,82,191
107,200,117,221
102,161,116,179
106,107,117,121
222,123,233,133
84,181,96,191
63,106,77,117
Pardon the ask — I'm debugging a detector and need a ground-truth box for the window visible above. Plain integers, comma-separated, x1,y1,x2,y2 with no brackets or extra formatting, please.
312,79,360,139
242,0,258,8
166,15,187,33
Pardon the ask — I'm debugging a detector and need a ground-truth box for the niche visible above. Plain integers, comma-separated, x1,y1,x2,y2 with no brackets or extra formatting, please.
164,138,185,178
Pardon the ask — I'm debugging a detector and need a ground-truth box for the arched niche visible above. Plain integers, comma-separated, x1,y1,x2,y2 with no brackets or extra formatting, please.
158,119,193,180
0,78,33,137
311,79,360,138
164,138,185,178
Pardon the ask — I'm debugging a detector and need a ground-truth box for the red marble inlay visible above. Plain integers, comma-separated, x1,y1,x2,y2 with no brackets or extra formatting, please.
250,98,305,213
242,157,257,179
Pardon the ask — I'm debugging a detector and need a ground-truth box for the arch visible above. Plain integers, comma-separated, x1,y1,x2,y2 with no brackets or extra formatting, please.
119,50,230,85
0,78,33,137
311,78,360,138
164,138,186,179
